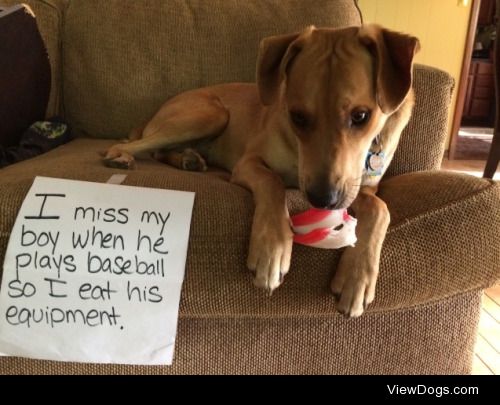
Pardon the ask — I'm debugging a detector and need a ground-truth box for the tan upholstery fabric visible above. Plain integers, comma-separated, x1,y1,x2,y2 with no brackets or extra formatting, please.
17,1,454,177
0,139,498,317
386,65,455,177
62,0,361,138
1,0,67,118
0,290,481,374
1,0,498,375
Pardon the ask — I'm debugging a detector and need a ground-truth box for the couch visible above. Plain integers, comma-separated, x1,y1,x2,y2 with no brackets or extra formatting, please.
0,0,499,375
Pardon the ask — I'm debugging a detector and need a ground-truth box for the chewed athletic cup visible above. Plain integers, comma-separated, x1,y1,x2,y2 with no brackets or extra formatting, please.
291,208,357,249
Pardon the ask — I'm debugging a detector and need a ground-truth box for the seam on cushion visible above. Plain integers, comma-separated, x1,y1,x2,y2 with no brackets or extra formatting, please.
366,287,483,319
353,0,363,24
387,180,499,232
364,285,487,317
35,1,69,27
37,0,64,18
179,288,483,319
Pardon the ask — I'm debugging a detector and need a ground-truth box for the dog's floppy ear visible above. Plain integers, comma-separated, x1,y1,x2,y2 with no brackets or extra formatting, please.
359,24,420,114
256,27,314,105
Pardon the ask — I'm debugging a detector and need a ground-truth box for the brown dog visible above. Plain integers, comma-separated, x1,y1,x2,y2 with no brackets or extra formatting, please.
104,24,419,317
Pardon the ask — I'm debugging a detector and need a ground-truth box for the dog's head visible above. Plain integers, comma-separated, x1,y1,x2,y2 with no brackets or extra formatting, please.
257,24,419,209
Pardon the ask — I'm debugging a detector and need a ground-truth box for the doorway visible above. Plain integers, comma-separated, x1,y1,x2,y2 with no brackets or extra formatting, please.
449,0,496,160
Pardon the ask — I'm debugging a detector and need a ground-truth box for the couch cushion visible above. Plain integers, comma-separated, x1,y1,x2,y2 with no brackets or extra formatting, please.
0,139,499,317
62,0,361,138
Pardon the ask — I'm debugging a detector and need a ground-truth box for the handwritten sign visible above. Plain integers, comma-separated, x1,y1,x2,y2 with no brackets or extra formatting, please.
0,176,195,365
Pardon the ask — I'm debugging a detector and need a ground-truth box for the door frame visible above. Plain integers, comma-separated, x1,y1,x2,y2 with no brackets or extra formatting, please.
449,0,482,160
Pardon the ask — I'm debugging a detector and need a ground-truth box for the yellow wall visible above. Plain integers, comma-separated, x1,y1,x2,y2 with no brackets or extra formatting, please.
358,0,473,149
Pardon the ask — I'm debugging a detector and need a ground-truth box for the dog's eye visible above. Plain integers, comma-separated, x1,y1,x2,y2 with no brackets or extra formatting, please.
350,109,371,127
290,111,310,130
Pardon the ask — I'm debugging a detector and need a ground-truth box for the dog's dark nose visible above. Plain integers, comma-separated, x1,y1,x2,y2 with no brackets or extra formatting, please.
306,188,341,209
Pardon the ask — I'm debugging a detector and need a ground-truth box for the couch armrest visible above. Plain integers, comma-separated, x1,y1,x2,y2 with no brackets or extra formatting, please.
374,171,500,311
1,0,67,118
286,170,499,312
386,65,455,178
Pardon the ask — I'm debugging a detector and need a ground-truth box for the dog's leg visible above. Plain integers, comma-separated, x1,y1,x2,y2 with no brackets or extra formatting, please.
154,148,208,172
129,124,147,141
231,155,294,293
331,186,390,318
103,93,229,169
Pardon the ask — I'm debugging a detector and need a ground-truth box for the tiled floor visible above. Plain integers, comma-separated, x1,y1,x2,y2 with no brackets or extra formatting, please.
441,157,499,375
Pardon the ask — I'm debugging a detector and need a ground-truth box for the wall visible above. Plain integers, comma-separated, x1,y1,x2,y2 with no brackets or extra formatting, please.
358,0,473,150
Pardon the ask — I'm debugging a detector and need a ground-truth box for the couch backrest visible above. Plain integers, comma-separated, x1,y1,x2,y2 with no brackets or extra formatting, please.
62,0,361,138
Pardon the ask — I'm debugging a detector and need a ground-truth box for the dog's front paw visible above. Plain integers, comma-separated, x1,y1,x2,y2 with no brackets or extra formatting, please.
103,146,135,169
247,212,293,293
330,246,379,318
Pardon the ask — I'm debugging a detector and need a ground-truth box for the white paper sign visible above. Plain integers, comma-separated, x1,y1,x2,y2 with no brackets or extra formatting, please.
0,176,195,365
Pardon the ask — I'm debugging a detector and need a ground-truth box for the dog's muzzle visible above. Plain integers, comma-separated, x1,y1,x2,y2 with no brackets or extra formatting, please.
306,187,344,210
